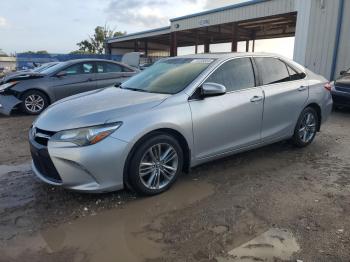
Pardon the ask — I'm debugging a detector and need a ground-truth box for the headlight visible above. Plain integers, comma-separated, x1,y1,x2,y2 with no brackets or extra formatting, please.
51,122,122,146
0,81,18,92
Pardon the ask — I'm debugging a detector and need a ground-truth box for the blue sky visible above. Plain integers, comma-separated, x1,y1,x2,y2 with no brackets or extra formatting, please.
0,0,293,58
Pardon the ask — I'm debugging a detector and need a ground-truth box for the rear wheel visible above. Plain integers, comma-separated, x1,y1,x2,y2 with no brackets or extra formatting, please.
20,90,49,115
292,107,318,147
128,133,183,195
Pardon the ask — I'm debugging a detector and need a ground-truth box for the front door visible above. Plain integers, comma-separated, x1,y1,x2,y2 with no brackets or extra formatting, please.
189,57,264,160
52,62,97,100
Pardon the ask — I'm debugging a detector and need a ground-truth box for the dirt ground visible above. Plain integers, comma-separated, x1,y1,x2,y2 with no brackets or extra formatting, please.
0,109,349,262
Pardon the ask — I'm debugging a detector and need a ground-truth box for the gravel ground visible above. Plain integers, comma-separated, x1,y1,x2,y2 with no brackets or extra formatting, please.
0,109,349,262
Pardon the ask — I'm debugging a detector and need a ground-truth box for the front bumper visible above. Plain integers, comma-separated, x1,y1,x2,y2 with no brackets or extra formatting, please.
29,130,129,193
0,94,22,115
331,89,350,107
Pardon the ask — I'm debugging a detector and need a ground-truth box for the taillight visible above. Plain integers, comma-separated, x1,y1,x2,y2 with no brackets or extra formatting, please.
324,82,332,91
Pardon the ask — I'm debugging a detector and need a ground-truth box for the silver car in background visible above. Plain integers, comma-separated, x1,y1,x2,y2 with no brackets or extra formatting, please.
29,53,333,195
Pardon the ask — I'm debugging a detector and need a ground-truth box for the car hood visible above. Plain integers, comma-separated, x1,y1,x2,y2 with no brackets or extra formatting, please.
34,87,170,131
2,71,44,83
335,75,350,87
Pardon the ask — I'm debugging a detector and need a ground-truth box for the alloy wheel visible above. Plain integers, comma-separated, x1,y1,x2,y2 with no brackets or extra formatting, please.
298,112,316,143
138,143,179,190
24,94,45,113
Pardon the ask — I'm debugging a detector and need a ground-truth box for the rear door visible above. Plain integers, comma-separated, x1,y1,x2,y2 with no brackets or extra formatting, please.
95,61,136,88
254,57,308,141
51,62,97,100
189,57,264,160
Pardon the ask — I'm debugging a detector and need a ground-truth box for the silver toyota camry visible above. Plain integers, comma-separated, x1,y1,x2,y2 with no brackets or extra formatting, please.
29,53,333,195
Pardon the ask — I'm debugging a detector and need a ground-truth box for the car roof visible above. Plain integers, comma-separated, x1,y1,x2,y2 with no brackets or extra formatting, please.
64,58,122,64
167,52,291,60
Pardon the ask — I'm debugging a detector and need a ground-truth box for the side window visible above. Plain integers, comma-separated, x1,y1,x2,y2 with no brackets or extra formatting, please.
122,66,133,72
205,58,255,92
96,63,104,73
255,57,290,85
105,62,122,73
63,62,94,76
286,64,306,81
96,62,123,73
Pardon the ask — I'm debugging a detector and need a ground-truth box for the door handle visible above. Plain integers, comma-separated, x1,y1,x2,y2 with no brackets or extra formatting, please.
298,86,307,91
250,96,263,103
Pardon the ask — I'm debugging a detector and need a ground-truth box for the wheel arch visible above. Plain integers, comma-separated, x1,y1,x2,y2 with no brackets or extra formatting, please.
19,88,52,105
305,103,322,131
123,128,191,189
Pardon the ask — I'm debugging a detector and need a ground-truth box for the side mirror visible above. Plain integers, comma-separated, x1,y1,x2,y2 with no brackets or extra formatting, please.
56,71,67,78
201,82,226,97
340,70,346,76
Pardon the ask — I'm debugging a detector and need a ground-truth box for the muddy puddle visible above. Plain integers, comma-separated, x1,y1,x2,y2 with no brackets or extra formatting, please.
217,228,300,262
0,162,31,176
0,179,214,262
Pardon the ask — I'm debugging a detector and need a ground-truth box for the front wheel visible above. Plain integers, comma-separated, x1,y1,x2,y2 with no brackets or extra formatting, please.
20,90,49,115
292,107,318,147
128,133,184,195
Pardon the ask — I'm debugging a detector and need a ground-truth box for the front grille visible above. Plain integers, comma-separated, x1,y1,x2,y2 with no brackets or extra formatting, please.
30,145,62,182
335,83,350,93
332,94,350,106
34,128,55,146
30,128,61,182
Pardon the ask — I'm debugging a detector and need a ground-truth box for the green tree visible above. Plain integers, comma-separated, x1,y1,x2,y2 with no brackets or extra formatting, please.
75,25,126,54
23,50,49,54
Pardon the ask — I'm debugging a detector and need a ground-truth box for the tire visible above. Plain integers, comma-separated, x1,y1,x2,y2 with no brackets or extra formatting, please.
292,107,318,147
128,133,184,196
20,90,49,115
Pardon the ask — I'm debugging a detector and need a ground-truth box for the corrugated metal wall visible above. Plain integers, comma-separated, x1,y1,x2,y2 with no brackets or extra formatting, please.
335,0,350,77
306,0,339,79
293,0,312,65
294,0,348,80
171,0,296,31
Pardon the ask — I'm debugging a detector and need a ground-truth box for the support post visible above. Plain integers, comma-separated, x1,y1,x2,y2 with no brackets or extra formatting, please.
252,31,256,52
204,42,210,53
144,39,148,57
134,41,139,52
246,40,249,52
195,31,198,54
105,43,111,55
231,23,238,52
170,32,177,57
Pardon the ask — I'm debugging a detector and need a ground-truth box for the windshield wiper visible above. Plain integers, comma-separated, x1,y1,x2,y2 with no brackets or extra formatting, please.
121,87,151,93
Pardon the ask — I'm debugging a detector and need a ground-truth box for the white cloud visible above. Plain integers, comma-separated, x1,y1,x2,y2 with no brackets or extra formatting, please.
105,0,201,28
0,16,7,27
204,0,247,9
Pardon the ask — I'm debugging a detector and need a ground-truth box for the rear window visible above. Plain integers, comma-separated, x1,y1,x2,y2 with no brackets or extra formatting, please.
286,64,306,80
255,57,290,85
97,62,134,73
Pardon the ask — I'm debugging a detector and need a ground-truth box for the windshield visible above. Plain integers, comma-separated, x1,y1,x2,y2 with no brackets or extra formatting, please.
40,62,69,75
33,63,57,73
121,58,214,94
